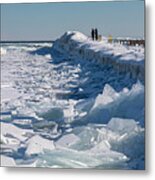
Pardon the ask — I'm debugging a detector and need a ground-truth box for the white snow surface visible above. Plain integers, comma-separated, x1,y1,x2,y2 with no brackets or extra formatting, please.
0,34,145,169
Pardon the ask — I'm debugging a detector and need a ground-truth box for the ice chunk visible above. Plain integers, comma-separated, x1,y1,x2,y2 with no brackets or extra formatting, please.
37,148,128,169
1,155,16,167
25,135,55,156
33,120,57,130
88,140,111,154
56,133,80,147
1,122,33,143
92,84,119,110
37,107,64,123
107,118,139,135
106,118,144,168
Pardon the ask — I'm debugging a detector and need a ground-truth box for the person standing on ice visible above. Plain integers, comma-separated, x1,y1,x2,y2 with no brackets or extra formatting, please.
95,28,98,41
91,28,95,40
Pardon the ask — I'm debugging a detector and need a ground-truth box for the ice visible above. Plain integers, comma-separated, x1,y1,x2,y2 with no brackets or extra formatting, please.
1,122,33,143
0,47,7,55
0,122,34,160
0,36,144,169
80,81,145,125
37,107,64,123
36,148,128,169
104,118,144,169
56,133,80,148
87,140,111,154
25,135,55,156
92,84,119,109
53,31,144,81
107,118,139,134
1,155,16,167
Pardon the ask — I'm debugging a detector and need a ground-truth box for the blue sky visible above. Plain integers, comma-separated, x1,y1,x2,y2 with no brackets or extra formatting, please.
1,1,144,41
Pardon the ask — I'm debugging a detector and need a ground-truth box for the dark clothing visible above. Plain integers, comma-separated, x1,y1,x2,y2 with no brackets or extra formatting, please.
91,29,95,40
95,28,98,41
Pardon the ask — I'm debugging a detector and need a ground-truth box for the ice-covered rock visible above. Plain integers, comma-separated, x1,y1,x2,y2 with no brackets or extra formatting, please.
53,31,144,81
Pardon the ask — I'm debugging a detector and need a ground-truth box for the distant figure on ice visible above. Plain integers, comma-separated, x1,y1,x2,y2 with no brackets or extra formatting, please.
91,28,95,40
95,28,98,41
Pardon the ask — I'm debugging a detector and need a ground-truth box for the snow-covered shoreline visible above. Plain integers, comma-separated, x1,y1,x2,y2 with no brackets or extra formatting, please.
53,31,144,81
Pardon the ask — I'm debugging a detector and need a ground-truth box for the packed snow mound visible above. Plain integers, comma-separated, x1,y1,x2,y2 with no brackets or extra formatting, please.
60,31,88,42
53,31,144,81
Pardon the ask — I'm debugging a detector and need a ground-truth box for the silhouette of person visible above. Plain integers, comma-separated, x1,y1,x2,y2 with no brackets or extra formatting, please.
95,28,98,41
91,28,95,41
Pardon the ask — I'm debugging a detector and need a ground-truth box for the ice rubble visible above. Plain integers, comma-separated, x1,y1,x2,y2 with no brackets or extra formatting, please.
73,81,144,126
53,31,144,81
37,117,144,169
90,81,144,125
0,40,144,169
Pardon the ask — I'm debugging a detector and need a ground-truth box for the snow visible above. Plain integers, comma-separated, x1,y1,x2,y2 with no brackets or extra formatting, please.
0,47,7,55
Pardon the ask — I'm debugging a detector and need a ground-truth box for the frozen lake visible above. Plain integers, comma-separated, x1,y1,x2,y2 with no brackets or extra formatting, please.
0,37,145,169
